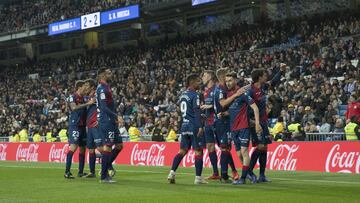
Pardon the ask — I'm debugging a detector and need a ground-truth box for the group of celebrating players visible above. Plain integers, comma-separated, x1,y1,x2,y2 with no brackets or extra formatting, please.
168,64,285,185
63,64,285,184
64,68,123,183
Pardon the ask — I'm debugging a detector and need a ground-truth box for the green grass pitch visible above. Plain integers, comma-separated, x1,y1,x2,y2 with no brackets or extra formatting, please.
0,161,360,203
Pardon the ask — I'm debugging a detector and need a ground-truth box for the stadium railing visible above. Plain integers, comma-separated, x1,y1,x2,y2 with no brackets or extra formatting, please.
0,132,349,142
0,137,9,142
305,133,346,141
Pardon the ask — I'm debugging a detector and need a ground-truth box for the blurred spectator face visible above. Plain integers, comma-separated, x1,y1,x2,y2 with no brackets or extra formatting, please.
335,119,343,128
298,106,304,113
288,105,294,111
327,105,333,111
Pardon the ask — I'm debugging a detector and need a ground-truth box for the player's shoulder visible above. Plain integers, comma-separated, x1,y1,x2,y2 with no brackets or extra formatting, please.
97,83,106,92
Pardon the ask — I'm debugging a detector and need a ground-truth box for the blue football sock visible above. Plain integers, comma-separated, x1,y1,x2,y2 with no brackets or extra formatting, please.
65,151,74,173
78,152,85,174
89,152,96,174
241,166,249,179
220,151,228,178
195,154,203,176
227,152,236,172
259,150,267,176
101,151,111,180
109,148,120,170
248,149,260,175
171,153,184,172
209,151,219,176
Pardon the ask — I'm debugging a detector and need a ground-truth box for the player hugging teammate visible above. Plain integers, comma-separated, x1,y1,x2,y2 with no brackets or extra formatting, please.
64,68,124,184
168,64,285,185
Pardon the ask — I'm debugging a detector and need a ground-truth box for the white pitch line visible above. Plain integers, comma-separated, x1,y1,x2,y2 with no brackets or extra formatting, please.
0,164,360,185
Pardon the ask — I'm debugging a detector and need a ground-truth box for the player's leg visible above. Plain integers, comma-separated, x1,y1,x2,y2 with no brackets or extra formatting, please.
108,126,123,177
168,132,189,184
100,144,116,183
248,127,260,178
230,131,242,184
257,144,271,183
233,129,251,185
65,126,80,179
65,144,78,178
227,144,239,180
219,122,238,180
77,127,87,177
85,128,96,177
257,122,271,183
99,124,116,183
194,148,207,184
216,122,230,180
205,125,219,179
193,128,207,184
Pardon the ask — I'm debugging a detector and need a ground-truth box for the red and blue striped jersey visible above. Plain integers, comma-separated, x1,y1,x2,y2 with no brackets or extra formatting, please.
213,84,228,121
228,86,254,131
203,85,216,126
85,94,97,128
96,81,117,124
67,93,86,127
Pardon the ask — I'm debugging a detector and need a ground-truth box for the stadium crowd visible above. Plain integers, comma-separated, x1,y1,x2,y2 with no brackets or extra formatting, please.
0,10,360,142
0,0,167,34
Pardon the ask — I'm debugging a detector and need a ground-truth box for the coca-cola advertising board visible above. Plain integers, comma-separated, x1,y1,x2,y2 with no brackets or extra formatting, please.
0,142,359,174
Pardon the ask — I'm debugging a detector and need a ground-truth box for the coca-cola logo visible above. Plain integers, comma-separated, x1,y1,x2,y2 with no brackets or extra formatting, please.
182,147,221,168
325,144,360,173
16,144,39,162
130,144,165,166
49,144,69,163
266,144,299,171
0,144,7,161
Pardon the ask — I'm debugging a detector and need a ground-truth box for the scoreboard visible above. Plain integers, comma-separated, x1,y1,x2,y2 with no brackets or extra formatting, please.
48,4,139,36
192,0,216,6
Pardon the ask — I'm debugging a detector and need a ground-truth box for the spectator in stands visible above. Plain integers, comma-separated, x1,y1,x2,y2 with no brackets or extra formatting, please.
324,104,338,126
165,125,177,142
270,117,285,141
19,126,29,142
294,106,305,124
286,104,296,124
288,119,305,141
151,121,164,142
319,118,331,133
302,106,316,126
32,131,42,142
344,116,360,140
345,94,360,123
129,121,142,142
332,118,345,140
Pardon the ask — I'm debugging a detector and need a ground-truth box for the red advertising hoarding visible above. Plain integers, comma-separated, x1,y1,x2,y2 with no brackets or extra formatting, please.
0,142,359,174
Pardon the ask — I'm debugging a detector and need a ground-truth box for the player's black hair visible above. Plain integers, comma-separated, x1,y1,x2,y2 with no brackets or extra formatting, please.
251,69,265,83
225,71,237,79
85,78,97,88
186,74,199,87
75,80,85,90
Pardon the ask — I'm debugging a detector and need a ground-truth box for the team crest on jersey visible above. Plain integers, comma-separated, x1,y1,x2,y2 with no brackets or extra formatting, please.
100,93,106,100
